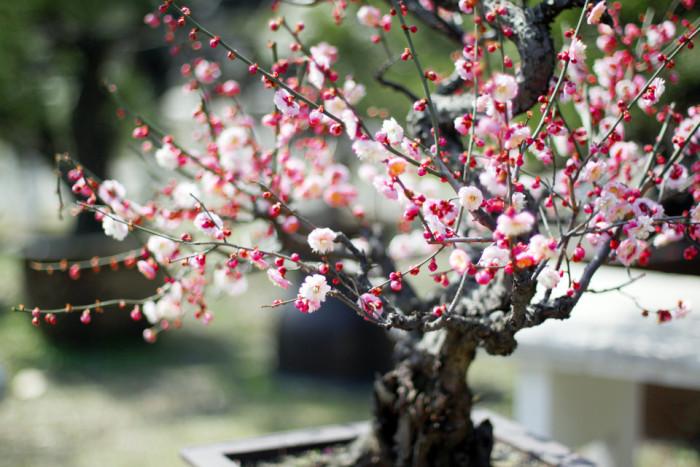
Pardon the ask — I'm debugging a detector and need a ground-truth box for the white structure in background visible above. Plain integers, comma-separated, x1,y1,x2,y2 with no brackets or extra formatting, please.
0,141,69,240
514,265,700,467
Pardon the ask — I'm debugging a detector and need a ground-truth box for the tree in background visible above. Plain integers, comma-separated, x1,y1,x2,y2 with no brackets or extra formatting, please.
0,0,263,232
16,0,699,465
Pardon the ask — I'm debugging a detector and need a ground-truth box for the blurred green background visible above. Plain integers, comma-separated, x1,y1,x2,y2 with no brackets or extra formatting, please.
0,1,699,466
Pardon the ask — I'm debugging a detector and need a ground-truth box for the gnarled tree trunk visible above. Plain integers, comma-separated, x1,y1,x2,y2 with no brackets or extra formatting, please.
343,329,491,467
375,330,492,466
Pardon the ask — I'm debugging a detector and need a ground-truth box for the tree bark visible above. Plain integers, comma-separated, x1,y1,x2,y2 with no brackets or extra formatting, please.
369,329,492,466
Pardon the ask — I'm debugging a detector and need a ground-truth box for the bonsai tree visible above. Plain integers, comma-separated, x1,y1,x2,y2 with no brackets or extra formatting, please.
16,0,699,465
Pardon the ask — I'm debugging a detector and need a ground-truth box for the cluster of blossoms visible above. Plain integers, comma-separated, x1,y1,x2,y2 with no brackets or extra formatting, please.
20,0,699,337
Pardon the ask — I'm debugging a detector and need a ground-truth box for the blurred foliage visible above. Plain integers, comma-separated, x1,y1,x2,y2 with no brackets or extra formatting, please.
1,0,696,160
0,0,159,159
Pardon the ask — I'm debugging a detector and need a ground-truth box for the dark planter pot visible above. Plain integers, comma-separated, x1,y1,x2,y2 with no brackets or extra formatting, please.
181,409,593,467
22,233,159,345
276,295,394,383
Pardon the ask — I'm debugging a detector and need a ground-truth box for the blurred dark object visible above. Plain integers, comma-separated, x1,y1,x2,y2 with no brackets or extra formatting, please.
22,233,160,346
644,241,700,276
644,384,700,443
276,206,394,382
276,296,393,383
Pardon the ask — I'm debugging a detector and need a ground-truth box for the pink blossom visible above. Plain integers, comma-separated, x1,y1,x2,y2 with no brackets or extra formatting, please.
357,6,381,27
341,109,359,139
609,141,640,163
267,268,291,289
665,164,688,190
475,270,493,285
530,145,553,165
454,114,471,135
358,293,384,319
641,77,665,105
194,60,221,84
137,260,158,280
587,1,606,25
455,57,475,81
479,164,508,197
220,80,240,96
308,42,338,88
625,216,655,240
98,180,126,206
674,299,691,319
647,21,676,48
458,0,474,13
615,79,636,101
504,125,530,150
324,96,347,117
323,184,357,207
41,2,700,341
692,205,700,223
511,192,527,212
632,198,664,219
674,115,700,150
616,238,643,266
310,42,338,68
194,212,225,239
568,38,587,64
273,89,300,117
653,226,683,248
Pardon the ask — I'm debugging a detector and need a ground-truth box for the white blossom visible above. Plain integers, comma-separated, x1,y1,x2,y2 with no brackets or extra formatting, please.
382,118,404,145
449,249,471,274
490,74,518,102
214,268,248,296
537,267,561,289
307,228,337,254
102,215,128,241
298,274,331,310
147,235,178,263
155,144,179,170
458,186,484,211
497,211,535,237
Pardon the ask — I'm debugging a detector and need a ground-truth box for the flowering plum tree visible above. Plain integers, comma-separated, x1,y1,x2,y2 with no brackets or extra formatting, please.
16,0,700,464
